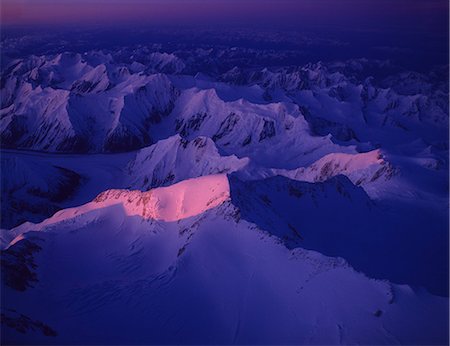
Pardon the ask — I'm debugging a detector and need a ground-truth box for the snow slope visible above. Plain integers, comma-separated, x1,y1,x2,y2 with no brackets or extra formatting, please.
1,174,229,247
1,54,180,152
168,87,354,168
126,134,248,190
275,149,397,199
229,174,449,295
1,175,448,345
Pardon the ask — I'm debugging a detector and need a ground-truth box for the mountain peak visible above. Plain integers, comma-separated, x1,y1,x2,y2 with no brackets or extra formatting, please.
3,174,231,249
94,174,230,222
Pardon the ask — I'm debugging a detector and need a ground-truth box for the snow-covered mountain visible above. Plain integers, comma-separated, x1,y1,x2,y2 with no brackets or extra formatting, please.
1,54,180,152
222,62,448,150
3,51,447,156
275,149,397,199
125,134,248,190
1,34,448,345
1,175,448,344
168,87,356,168
229,172,448,296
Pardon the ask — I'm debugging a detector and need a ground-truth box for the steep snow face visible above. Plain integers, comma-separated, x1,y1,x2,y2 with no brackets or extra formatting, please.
3,53,92,90
171,87,355,168
2,174,230,248
93,174,230,222
101,73,180,152
276,149,396,198
286,149,386,181
223,62,448,150
230,174,374,249
293,77,448,148
2,52,447,156
231,149,397,199
229,174,449,295
125,51,185,74
70,64,111,94
1,191,448,345
1,84,80,151
147,52,186,74
251,62,346,91
126,134,249,190
1,67,180,152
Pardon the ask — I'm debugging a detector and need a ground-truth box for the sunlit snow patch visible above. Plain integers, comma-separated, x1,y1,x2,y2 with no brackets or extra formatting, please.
3,174,230,248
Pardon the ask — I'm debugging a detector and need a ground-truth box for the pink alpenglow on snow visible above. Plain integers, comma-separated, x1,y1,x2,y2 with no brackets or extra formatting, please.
93,174,231,222
11,174,228,235
4,174,230,248
279,149,393,188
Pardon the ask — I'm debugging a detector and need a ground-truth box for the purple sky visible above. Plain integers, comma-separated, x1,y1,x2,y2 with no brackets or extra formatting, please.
2,0,448,34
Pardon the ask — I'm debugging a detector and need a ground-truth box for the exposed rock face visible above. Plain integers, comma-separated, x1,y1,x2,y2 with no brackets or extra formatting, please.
125,135,248,191
1,55,180,152
1,238,42,291
277,149,396,188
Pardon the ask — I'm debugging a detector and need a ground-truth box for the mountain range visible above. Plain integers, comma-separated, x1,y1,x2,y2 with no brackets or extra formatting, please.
1,34,448,344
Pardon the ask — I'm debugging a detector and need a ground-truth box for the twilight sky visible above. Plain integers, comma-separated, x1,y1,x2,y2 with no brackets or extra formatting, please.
1,0,448,34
